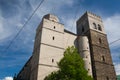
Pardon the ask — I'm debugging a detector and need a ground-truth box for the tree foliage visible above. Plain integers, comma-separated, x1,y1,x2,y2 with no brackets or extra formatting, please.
44,46,93,80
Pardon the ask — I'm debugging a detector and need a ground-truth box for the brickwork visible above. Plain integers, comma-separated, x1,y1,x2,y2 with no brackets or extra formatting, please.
89,30,116,80
77,12,116,80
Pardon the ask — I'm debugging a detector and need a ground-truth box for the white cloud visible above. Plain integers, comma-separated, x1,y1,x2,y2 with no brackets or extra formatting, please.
103,14,120,44
0,0,34,42
115,64,120,75
104,14,120,75
2,77,13,80
0,16,11,41
29,0,75,19
29,0,74,9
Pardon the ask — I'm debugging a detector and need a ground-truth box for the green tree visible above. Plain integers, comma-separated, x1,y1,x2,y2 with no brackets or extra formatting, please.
44,46,93,80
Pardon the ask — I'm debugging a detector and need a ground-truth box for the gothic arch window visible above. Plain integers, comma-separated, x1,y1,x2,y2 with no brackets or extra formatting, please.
98,24,102,31
93,23,97,29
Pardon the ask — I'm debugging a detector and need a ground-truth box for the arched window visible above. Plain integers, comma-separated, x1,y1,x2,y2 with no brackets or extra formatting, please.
98,24,102,31
93,23,97,29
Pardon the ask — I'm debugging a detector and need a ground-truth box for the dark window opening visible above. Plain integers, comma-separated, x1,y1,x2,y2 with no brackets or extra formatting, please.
99,38,102,44
87,47,88,49
101,56,105,62
53,36,55,40
88,69,90,71
52,59,54,63
93,23,97,29
98,24,102,31
82,26,84,32
54,26,55,29
106,76,109,80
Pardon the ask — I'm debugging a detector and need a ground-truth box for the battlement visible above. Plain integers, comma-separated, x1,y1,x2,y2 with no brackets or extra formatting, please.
77,11,102,25
86,11,101,19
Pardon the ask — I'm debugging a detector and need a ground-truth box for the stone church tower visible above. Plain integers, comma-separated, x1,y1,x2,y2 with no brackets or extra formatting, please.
77,12,116,80
15,12,116,80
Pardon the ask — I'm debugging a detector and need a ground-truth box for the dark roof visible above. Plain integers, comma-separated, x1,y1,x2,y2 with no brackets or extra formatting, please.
64,29,76,36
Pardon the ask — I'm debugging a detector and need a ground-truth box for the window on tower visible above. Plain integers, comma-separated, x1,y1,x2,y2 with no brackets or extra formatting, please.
82,26,84,32
88,69,90,71
101,56,105,62
99,38,102,44
53,36,55,40
98,24,102,31
106,76,109,80
54,26,55,29
52,59,54,63
93,23,97,29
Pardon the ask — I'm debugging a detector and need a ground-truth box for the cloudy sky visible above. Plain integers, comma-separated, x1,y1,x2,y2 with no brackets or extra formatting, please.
0,0,120,79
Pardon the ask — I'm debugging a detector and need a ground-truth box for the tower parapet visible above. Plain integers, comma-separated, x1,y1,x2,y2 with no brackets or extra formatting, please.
43,14,59,22
86,11,102,21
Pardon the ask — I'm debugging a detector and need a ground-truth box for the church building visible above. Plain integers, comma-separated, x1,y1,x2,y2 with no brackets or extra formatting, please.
15,12,116,80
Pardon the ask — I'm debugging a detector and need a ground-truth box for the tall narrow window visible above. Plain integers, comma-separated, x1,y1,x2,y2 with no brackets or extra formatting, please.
106,76,109,80
52,59,54,63
99,38,102,44
82,26,84,32
54,26,55,29
98,24,102,31
101,56,105,62
53,36,55,40
93,23,97,29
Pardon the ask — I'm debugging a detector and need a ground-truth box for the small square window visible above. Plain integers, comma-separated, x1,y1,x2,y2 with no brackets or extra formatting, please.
52,59,54,63
87,47,89,49
54,26,55,29
88,69,90,71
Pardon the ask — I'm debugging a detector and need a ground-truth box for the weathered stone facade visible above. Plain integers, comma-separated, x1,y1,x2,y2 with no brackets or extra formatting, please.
77,12,116,80
15,12,116,80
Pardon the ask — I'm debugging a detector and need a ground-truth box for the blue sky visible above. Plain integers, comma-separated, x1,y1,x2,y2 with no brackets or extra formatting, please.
0,0,120,79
